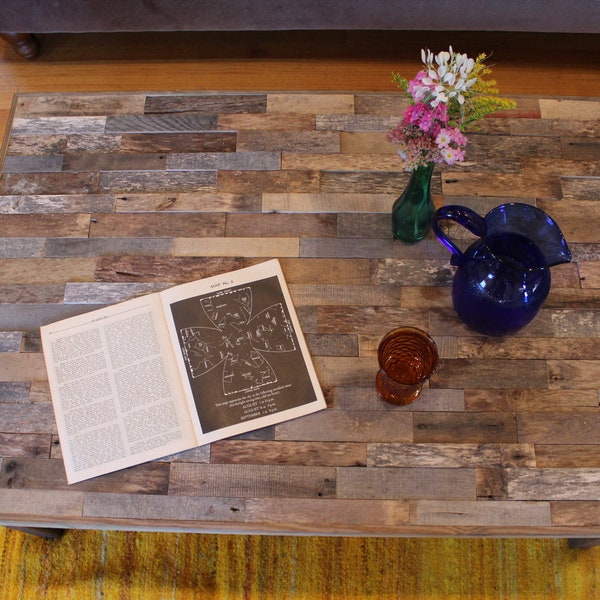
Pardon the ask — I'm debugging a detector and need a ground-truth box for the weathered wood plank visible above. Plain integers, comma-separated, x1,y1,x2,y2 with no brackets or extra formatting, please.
218,170,320,193
268,93,354,114
0,433,51,458
0,258,96,284
413,500,551,526
246,498,409,528
105,113,218,133
172,238,299,258
536,445,600,468
368,443,535,468
413,412,519,444
114,192,260,213
99,170,217,194
237,131,340,153
83,491,245,522
275,409,412,443
0,194,114,214
0,457,170,494
0,214,90,237
0,488,84,518
89,213,225,238
262,192,392,213
518,413,600,444
14,93,146,117
210,440,366,466
120,132,237,153
95,256,243,283
464,389,599,412
0,403,56,433
508,468,600,501
336,467,476,500
167,151,280,171
431,359,548,389
547,360,600,389
226,213,336,238
169,463,336,498
145,94,267,115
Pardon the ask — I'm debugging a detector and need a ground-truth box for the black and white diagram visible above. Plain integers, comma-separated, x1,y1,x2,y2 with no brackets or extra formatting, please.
169,273,319,433
179,286,296,395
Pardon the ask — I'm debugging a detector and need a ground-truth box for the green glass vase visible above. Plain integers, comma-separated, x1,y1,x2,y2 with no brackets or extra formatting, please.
392,162,435,243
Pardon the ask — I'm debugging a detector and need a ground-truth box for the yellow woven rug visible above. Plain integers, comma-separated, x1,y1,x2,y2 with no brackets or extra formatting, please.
1,528,599,599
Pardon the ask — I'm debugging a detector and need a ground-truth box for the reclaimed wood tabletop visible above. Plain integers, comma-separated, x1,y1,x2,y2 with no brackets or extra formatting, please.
0,91,599,542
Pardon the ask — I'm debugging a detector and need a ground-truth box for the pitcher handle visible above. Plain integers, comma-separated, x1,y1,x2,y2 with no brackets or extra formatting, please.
432,205,485,263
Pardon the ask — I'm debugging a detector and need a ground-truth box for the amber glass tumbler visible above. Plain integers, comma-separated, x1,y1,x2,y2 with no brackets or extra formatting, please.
375,327,439,405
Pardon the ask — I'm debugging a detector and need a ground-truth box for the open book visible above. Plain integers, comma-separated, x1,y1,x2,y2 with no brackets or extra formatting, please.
41,259,326,484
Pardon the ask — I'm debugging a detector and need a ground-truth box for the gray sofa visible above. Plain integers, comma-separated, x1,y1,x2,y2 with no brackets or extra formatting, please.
2,0,599,59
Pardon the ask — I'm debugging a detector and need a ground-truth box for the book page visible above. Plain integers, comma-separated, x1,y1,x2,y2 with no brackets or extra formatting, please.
159,259,326,444
40,293,197,484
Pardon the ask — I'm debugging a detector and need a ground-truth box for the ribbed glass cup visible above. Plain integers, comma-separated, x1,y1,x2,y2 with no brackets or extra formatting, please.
375,327,439,405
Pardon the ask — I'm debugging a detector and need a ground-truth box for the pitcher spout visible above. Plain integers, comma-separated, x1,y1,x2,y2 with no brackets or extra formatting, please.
484,203,571,268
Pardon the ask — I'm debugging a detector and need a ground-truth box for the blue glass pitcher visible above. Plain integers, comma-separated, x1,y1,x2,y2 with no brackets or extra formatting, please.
432,203,572,336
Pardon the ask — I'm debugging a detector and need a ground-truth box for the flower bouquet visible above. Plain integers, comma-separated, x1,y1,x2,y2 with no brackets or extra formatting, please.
387,47,516,242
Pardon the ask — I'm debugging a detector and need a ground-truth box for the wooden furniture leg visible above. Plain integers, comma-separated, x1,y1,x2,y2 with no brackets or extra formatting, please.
568,538,600,550
0,33,40,59
8,526,65,539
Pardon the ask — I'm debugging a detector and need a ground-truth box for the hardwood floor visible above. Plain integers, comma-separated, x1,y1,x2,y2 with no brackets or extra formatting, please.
0,30,599,138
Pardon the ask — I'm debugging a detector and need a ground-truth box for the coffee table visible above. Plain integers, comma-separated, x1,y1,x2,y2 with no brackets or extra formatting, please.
0,91,599,546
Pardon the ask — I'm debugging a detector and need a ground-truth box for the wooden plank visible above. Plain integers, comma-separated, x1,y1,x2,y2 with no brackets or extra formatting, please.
547,360,600,389
536,446,600,468
83,491,245,522
105,113,218,133
551,501,600,527
0,403,56,433
120,132,236,153
518,413,600,444
458,337,600,359
0,194,115,214
89,212,225,238
169,463,337,498
288,284,399,306
275,409,412,443
539,99,600,120
0,433,51,458
262,192,392,213
114,192,260,213
0,488,84,518
332,386,464,412
14,93,147,117
0,172,99,195
269,258,371,285
167,151,280,171
10,116,106,135
431,359,548,389
144,93,267,115
225,213,337,238
464,389,599,412
172,238,299,258
99,170,217,193
217,170,320,193
336,467,476,500
368,443,536,468
63,152,168,172
0,457,170,495
0,258,96,284
210,440,366,466
237,131,340,153
442,172,561,199
219,110,318,130
508,468,600,501
245,498,409,528
267,93,354,114
303,333,358,356
0,214,90,237
0,381,30,401
413,500,551,527
95,256,243,283
413,412,519,444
